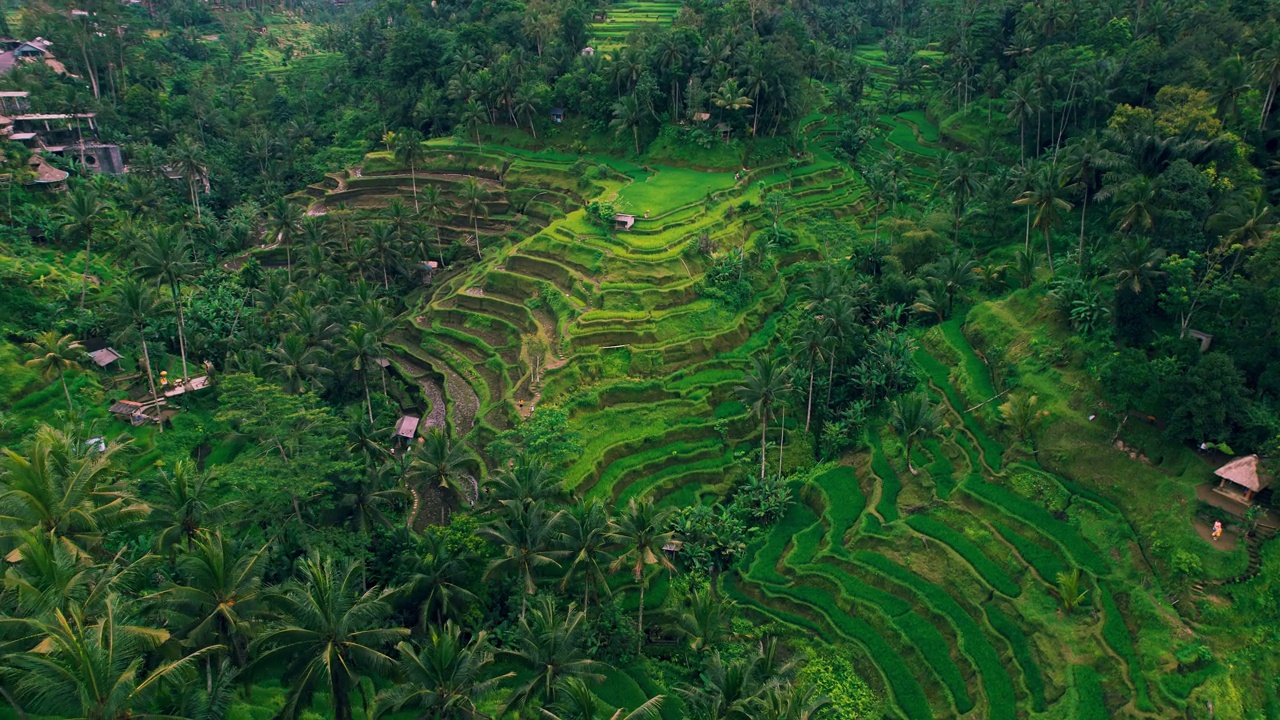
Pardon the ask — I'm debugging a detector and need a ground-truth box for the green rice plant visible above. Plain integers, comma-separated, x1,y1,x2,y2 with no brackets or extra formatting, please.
789,520,827,567
991,522,1067,581
892,610,974,713
905,516,1021,597
868,433,901,523
1072,665,1109,719
852,552,1017,720
913,350,1004,470
921,440,955,499
614,447,732,506
1099,584,1153,712
813,466,864,553
961,480,1109,575
939,318,997,403
985,606,1046,711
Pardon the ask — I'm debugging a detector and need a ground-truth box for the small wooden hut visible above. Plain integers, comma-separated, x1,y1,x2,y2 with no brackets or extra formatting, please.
88,347,123,368
614,213,636,231
1214,454,1271,503
394,415,420,442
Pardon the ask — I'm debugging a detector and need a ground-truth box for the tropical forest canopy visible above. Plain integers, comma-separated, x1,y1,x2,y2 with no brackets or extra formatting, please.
0,0,1279,718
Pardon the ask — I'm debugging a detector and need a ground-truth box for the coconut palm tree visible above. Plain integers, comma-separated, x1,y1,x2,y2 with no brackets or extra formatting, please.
1250,28,1280,130
1107,237,1166,294
265,332,332,394
482,501,564,619
514,82,542,138
59,184,109,309
5,597,221,720
668,585,733,654
407,429,477,526
609,498,674,652
336,323,383,423
135,227,199,381
392,128,426,213
403,532,478,627
457,177,491,260
148,530,268,669
486,455,568,511
497,596,604,716
250,554,407,720
559,498,615,611
1060,133,1117,264
1012,164,1072,275
23,332,86,413
459,98,487,153
541,677,664,720
373,622,512,719
144,459,239,557
111,279,165,416
736,355,788,479
610,94,644,154
1096,174,1159,236
339,467,405,535
268,196,305,283
0,425,149,559
170,135,208,221
889,394,941,475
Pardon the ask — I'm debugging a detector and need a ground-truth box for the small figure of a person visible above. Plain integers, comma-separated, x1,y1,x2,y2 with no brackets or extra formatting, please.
1212,520,1223,541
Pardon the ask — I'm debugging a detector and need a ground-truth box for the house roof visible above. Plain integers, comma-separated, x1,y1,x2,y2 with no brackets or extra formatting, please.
692,112,711,122
108,399,143,414
550,107,565,114
394,415,420,439
88,347,123,366
0,91,29,98
1214,454,1271,492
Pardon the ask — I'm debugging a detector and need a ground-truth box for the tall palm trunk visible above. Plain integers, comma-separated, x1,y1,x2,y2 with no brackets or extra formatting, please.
1078,192,1088,270
759,417,767,479
777,402,786,476
58,368,73,413
472,213,483,259
636,575,647,653
1043,226,1055,275
805,366,815,435
363,372,373,424
410,162,419,213
139,332,162,434
171,282,190,380
80,234,91,309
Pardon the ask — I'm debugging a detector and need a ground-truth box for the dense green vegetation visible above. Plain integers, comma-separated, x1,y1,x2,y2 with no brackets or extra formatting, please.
1,0,1279,718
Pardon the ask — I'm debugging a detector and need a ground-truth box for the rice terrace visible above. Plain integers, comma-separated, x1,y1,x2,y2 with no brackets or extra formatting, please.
0,1,1277,719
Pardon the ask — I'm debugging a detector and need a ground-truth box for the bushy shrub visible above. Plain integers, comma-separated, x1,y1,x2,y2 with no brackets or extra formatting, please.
796,649,884,719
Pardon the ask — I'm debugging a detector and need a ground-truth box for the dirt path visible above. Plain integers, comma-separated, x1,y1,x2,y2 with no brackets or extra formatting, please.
1192,518,1240,550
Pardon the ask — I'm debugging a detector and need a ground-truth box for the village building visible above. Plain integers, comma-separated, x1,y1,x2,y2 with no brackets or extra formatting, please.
1214,454,1272,504
614,213,636,231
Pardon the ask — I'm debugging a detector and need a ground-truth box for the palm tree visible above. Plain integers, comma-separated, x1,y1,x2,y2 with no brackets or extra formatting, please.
482,501,564,619
1012,165,1072,275
1251,28,1280,130
1060,133,1116,263
486,455,568,510
609,498,674,652
407,429,477,526
668,585,733,654
926,250,977,317
339,467,405,535
403,533,478,627
889,394,941,475
368,221,400,289
265,333,332,394
458,177,491,260
6,598,220,720
1097,174,1158,236
459,98,487,153
938,152,979,240
374,623,512,719
135,227,199,380
268,196,305,283
0,425,149,559
513,82,542,138
23,332,86,413
676,651,767,720
144,459,239,557
336,323,383,423
611,94,644,154
250,555,408,720
1209,187,1276,276
736,355,788,479
111,279,165,416
497,596,604,715
711,78,753,117
148,530,268,668
392,128,426,213
170,135,208,221
560,498,614,611
59,184,108,309
1108,237,1166,294
541,677,664,720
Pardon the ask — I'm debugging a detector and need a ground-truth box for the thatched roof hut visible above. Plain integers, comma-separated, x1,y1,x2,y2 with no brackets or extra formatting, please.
1214,454,1271,500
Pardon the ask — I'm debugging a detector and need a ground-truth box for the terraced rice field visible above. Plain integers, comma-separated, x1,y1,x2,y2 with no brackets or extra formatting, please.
300,75,1189,717
588,2,681,52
